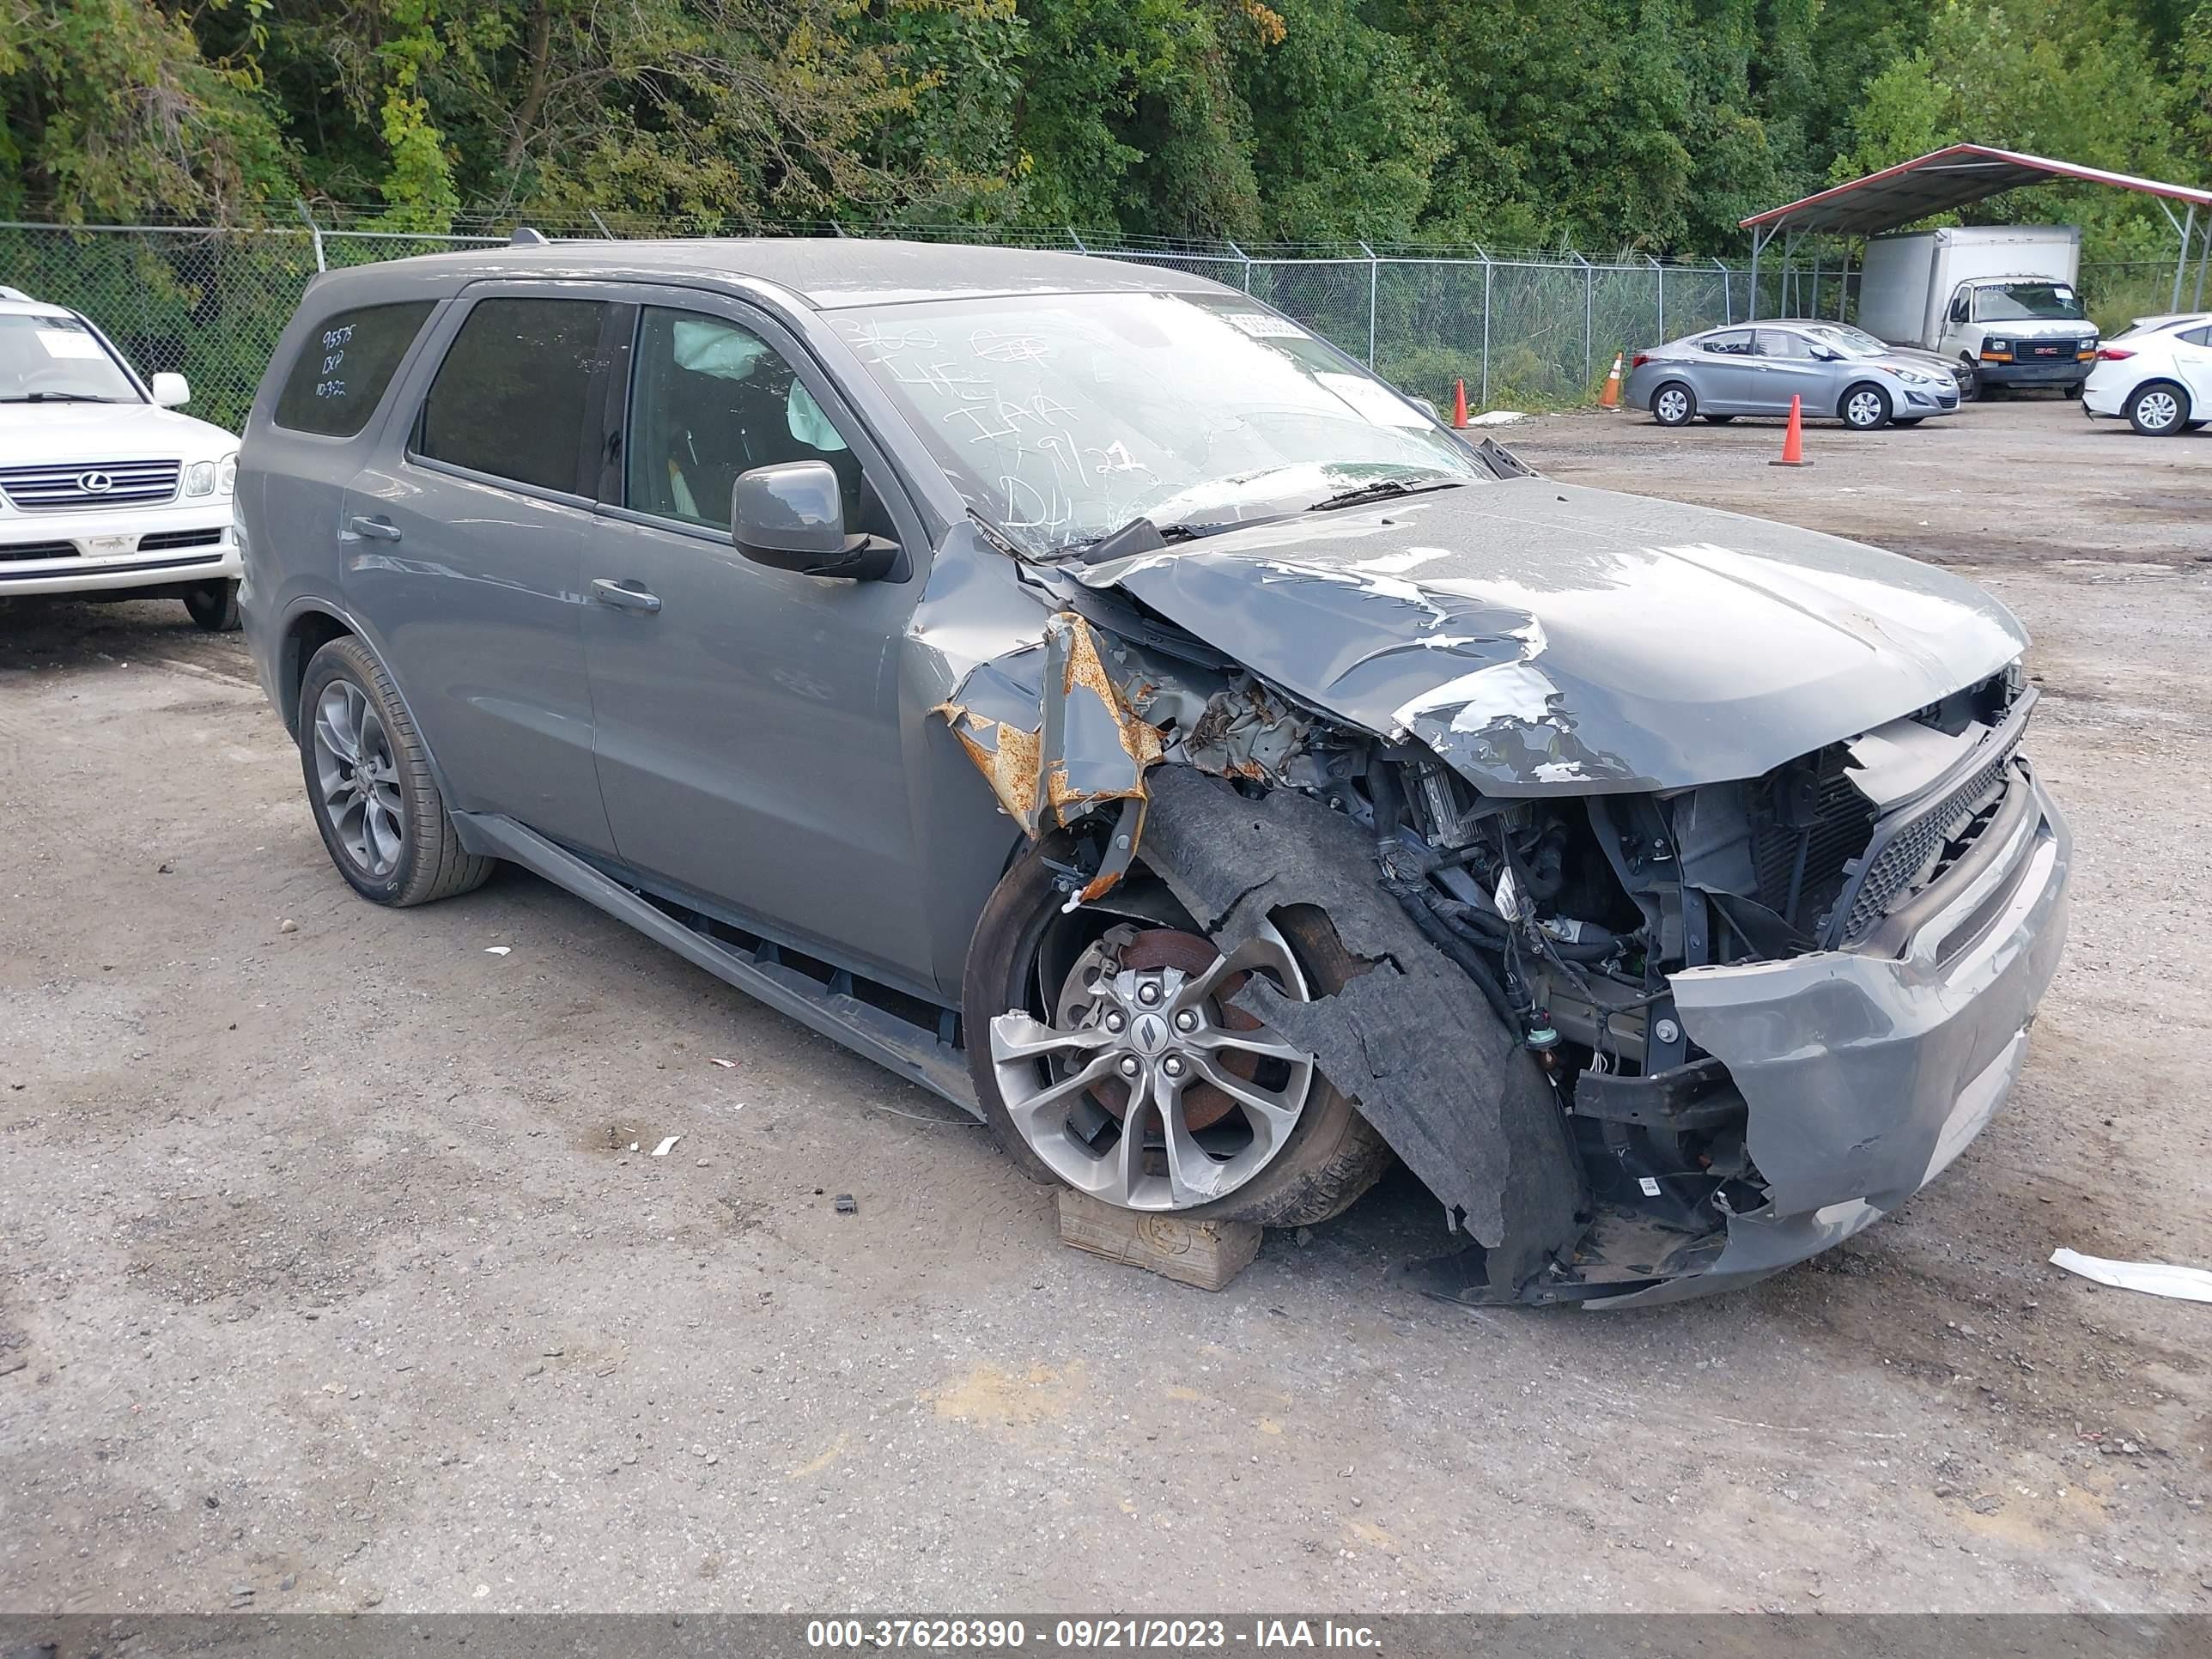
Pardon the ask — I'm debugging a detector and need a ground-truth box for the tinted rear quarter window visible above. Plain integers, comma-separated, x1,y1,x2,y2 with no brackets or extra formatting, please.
416,297,607,493
2180,325,2212,348
272,301,435,436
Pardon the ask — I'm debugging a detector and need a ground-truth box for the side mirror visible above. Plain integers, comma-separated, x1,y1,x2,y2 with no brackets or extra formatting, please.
150,372,191,407
1809,344,1839,362
730,460,897,581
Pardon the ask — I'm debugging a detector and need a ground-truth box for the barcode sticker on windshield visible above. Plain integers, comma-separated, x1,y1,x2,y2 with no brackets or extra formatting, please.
35,330,105,360
1225,313,1308,339
1316,372,1431,428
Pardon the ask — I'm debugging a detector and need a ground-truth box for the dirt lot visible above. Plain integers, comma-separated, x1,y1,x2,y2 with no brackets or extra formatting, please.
3,396,2209,1614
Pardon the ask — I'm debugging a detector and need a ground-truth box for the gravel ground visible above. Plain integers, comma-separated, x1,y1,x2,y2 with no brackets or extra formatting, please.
2,395,2208,1615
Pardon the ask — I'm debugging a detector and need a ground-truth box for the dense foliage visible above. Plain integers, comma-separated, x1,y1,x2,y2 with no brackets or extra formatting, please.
3,0,2207,258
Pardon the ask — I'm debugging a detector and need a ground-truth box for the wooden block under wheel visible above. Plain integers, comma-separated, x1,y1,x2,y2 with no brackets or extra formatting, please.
1054,1188,1261,1291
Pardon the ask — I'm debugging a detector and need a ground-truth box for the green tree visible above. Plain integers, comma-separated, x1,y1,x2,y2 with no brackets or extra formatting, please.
0,0,293,219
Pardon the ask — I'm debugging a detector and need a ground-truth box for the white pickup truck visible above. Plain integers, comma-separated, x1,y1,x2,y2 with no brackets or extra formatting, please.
1855,226,2100,399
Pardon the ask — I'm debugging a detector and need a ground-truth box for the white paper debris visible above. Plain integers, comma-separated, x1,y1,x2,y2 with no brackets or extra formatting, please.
708,1057,736,1069
2050,1248,2212,1304
484,945,511,956
650,1135,681,1158
1465,409,1532,427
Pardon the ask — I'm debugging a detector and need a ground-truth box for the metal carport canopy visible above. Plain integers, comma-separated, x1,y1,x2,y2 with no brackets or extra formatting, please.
1737,143,2212,319
1740,143,2212,238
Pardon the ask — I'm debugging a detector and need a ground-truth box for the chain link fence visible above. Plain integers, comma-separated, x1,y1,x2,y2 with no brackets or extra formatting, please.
2,214,2176,436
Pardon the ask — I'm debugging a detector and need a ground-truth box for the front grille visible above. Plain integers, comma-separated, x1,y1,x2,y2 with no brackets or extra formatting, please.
137,527,223,551
0,459,180,510
0,540,78,562
1832,733,2022,944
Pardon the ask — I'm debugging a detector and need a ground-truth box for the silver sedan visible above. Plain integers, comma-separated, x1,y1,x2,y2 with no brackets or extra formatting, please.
1625,321,1961,431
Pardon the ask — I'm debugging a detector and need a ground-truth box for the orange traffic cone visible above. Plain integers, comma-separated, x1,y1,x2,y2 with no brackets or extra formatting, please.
1452,378,1469,428
1771,395,1812,467
1597,352,1624,410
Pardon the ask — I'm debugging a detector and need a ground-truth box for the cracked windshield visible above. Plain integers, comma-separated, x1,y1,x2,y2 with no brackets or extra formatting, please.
831,291,1487,555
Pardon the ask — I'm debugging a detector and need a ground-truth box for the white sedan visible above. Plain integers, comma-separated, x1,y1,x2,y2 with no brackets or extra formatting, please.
1,286,243,628
2082,313,2212,435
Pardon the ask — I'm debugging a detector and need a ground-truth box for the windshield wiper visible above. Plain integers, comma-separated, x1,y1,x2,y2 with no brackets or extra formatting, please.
1073,514,1266,565
1,392,118,403
1305,477,1467,513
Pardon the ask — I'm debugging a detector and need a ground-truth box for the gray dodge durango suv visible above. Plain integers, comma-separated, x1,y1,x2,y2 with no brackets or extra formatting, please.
237,239,2070,1306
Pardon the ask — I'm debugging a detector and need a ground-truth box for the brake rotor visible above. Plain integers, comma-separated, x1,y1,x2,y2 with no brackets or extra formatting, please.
1082,928,1263,1133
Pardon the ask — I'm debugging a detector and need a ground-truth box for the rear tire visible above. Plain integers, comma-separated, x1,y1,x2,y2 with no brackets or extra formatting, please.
183,579,240,632
1651,382,1695,427
963,834,1393,1227
1954,360,1979,401
1839,383,1892,431
299,635,495,907
2127,380,2190,436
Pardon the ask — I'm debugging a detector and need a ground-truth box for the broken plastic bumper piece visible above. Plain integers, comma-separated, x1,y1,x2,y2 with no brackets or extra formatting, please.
1589,769,2070,1307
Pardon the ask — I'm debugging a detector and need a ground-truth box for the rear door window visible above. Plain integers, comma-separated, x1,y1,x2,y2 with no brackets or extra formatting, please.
416,297,610,494
272,301,434,436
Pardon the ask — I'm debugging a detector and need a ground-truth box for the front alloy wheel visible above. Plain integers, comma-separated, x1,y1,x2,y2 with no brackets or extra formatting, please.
990,922,1316,1212
1841,385,1891,430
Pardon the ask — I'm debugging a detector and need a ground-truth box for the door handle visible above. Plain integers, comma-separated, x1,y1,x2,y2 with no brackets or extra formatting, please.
591,578,662,615
347,514,403,543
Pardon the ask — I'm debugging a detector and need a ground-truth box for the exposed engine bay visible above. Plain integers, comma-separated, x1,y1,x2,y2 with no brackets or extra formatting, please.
937,561,2063,1306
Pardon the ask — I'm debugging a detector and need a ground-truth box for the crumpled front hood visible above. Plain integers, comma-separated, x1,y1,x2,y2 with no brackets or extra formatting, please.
1080,477,2028,793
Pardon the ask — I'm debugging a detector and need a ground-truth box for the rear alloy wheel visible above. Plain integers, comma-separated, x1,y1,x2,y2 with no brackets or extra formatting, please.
1651,382,1695,427
183,579,240,632
965,840,1390,1225
299,635,495,907
1840,384,1892,431
2128,381,2190,436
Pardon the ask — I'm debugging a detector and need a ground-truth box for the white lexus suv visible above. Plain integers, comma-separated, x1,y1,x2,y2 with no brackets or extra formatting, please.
1,286,243,629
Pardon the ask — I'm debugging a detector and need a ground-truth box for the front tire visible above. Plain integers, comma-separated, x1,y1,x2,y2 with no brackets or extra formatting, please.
299,636,494,907
183,579,240,632
2128,381,2190,436
1954,360,1979,401
963,836,1392,1226
1650,382,1696,427
1840,383,1892,431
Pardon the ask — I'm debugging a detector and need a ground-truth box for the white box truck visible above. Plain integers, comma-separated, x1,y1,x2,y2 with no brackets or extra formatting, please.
1856,226,2099,398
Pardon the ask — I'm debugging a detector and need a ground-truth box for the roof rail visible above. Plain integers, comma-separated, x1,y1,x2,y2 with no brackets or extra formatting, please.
510,227,550,246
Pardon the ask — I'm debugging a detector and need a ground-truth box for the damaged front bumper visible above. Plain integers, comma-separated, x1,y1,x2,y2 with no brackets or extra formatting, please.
1586,769,2070,1307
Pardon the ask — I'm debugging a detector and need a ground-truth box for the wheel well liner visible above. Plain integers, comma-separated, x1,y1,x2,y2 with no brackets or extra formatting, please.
279,609,355,737
1139,767,1587,1297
